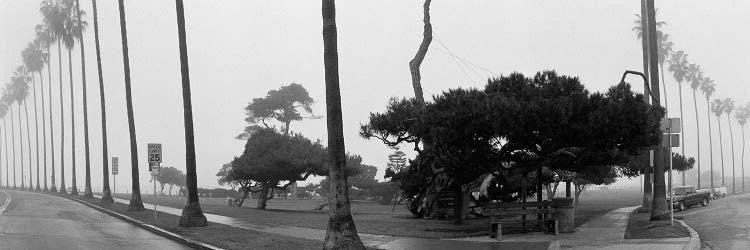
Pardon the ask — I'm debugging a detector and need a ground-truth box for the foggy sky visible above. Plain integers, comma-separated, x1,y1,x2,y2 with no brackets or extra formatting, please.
1,1,749,192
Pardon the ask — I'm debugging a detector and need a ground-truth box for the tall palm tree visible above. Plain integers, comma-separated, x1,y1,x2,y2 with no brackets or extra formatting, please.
321,0,365,248
1,90,15,189
72,0,93,198
40,0,67,194
174,0,207,226
667,50,689,185
0,103,7,189
736,104,749,192
35,23,55,192
91,0,113,203
22,42,45,191
725,98,736,194
117,0,145,210
712,99,727,186
11,66,30,190
701,77,716,186
685,63,703,188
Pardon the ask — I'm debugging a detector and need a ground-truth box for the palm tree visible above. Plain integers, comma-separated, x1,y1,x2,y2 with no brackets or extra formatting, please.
22,42,45,191
725,98,737,194
321,0,365,248
1,90,15,189
72,0,93,198
712,99,727,186
174,0,207,226
117,0,145,211
40,0,67,194
0,104,7,189
701,77,716,186
35,23,55,192
667,50,689,185
735,104,749,192
685,63,703,188
11,66,30,190
91,0,113,203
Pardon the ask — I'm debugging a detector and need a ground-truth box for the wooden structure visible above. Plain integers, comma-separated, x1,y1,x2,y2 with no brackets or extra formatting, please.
482,201,558,239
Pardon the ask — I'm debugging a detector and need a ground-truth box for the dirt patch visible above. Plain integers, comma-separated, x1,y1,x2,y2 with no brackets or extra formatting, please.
624,212,689,239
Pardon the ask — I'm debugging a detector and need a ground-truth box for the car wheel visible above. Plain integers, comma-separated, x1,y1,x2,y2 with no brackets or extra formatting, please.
722,194,727,198
678,202,685,211
702,198,709,207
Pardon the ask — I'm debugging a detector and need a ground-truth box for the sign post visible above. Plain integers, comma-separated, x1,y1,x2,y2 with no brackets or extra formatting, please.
663,118,680,226
148,143,162,224
112,157,119,195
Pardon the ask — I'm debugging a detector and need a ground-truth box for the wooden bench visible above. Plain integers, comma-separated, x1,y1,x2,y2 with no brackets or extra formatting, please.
482,201,558,240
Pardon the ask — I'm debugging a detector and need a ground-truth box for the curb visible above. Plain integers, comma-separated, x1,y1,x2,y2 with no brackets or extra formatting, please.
675,219,701,250
50,192,224,250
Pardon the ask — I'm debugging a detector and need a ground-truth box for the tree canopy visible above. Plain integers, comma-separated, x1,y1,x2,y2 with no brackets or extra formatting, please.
237,83,320,139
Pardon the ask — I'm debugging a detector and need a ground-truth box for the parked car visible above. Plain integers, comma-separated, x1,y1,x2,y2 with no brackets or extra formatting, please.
670,186,710,211
707,186,728,199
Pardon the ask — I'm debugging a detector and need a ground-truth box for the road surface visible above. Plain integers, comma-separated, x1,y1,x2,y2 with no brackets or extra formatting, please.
0,190,190,250
678,192,750,250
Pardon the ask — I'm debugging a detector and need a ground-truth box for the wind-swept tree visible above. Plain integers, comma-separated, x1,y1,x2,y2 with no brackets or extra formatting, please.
35,23,55,192
712,99,727,186
685,63,703,188
117,0,144,210
321,0,365,248
91,0,113,203
22,42,45,191
735,104,750,192
174,0,206,226
237,83,319,139
725,98,737,193
701,77,716,186
668,50,689,185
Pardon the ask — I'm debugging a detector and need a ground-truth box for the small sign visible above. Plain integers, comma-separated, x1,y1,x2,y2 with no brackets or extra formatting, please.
149,162,161,173
148,143,162,163
112,157,119,175
662,134,680,147
661,118,681,133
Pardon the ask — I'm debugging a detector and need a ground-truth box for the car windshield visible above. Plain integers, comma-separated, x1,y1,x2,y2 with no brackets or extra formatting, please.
672,188,687,195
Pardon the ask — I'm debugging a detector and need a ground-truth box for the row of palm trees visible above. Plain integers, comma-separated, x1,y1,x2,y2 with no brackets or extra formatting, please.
0,0,208,227
2,1,361,247
635,13,750,194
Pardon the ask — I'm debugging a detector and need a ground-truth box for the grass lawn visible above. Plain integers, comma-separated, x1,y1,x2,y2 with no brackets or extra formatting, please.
624,212,689,239
112,188,642,239
78,196,323,250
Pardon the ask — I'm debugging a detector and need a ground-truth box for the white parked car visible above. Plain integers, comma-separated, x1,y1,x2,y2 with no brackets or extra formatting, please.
706,186,727,200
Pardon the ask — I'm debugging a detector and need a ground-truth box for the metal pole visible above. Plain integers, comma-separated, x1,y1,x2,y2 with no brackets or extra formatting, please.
153,173,157,224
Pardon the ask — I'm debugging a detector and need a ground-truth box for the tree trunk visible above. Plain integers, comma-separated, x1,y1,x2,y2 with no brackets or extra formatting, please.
92,0,113,204
3,119,8,189
565,181,571,198
728,115,736,194
647,0,669,221
42,62,49,192
707,99,714,187
258,187,269,209
68,49,78,196
75,0,93,198
321,1,365,249
58,39,66,194
117,0,144,211
18,105,25,190
174,0,208,227
678,81,685,185
639,0,652,212
408,0,432,105
692,90,700,189
48,45,57,193
642,153,652,212
719,117,725,186
742,125,746,192
32,74,40,191
24,101,33,190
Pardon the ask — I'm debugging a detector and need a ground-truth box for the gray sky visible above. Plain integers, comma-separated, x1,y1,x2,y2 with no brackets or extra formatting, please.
1,1,749,192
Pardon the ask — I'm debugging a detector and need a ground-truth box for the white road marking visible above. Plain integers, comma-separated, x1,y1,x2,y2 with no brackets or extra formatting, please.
0,190,10,215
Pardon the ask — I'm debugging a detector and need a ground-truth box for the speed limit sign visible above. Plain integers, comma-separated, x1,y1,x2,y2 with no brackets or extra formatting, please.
148,143,162,163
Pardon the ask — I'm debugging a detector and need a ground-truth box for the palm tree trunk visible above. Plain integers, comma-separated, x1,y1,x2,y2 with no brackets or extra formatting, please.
718,116,725,186
174,0,207,227
728,115,736,194
678,82,685,185
4,119,9,189
118,0,144,211
17,105,24,190
646,0,668,221
68,49,78,196
58,39,66,194
706,99,713,187
321,1,365,248
692,90,701,189
75,0,93,198
639,0,652,212
23,101,33,190
33,73,41,191
92,0,113,203
742,125,746,192
47,47,55,193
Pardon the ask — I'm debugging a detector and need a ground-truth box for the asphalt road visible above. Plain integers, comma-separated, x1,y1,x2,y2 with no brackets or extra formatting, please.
678,192,750,250
0,190,190,250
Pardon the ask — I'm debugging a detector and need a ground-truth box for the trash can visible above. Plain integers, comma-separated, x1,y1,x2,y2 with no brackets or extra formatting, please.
552,197,575,233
